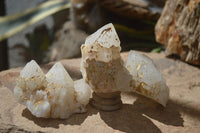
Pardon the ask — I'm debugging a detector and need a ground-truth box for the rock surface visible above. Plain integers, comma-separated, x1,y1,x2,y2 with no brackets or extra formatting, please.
0,52,200,132
155,0,200,65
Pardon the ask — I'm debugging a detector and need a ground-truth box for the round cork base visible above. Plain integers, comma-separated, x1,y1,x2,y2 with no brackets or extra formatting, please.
90,91,122,111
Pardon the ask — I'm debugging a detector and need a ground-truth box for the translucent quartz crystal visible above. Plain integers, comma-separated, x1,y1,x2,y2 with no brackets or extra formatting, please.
125,51,169,106
81,23,169,106
81,23,133,93
14,60,91,118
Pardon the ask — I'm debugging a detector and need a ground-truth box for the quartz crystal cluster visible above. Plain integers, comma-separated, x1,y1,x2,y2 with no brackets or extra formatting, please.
14,60,91,118
81,23,169,106
14,23,169,118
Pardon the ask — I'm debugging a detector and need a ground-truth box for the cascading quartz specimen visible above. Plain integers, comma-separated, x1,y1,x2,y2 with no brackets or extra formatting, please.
81,23,169,107
14,60,91,118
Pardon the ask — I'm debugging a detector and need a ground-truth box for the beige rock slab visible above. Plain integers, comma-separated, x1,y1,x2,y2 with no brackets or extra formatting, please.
0,52,200,133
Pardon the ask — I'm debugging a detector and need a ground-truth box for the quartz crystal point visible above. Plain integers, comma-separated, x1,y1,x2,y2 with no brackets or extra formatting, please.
14,60,91,118
81,23,133,93
125,51,169,106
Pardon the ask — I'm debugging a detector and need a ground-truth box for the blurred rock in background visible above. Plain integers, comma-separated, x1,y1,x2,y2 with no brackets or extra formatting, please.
50,22,88,61
5,0,167,67
155,0,200,65
50,0,166,61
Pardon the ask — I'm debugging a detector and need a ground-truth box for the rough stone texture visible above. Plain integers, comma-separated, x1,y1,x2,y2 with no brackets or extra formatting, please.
0,52,200,133
155,0,200,65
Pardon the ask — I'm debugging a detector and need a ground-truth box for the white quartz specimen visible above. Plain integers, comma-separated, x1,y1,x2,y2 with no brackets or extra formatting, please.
81,23,121,63
14,60,91,118
14,60,47,106
125,51,169,106
81,23,169,106
85,23,120,48
81,23,133,93
74,79,91,106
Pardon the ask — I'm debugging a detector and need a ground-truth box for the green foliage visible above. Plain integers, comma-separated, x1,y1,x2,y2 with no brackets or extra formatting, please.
151,47,163,53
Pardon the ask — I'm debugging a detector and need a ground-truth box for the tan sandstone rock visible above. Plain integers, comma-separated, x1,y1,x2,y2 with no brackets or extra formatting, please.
0,52,200,132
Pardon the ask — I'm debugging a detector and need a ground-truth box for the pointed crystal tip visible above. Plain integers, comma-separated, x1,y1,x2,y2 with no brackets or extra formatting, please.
85,23,120,48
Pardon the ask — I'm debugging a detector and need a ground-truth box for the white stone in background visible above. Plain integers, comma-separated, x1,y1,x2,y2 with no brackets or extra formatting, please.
125,51,169,106
14,60,91,119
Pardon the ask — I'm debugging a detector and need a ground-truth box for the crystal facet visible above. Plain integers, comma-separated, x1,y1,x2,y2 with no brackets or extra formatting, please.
81,23,132,93
125,51,169,106
81,23,169,106
14,61,91,118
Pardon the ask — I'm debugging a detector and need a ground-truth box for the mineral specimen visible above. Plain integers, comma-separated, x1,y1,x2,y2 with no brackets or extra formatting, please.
14,60,91,118
125,51,169,106
81,23,133,93
81,23,169,106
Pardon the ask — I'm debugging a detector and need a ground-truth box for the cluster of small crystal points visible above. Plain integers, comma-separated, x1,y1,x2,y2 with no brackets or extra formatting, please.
14,61,91,118
14,23,169,119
